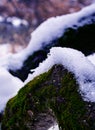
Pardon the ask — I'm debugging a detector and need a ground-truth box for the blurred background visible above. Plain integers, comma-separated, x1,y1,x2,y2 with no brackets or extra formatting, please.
0,0,93,56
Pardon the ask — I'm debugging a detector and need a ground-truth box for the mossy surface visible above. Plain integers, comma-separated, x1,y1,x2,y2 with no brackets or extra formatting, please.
2,65,95,130
9,23,95,82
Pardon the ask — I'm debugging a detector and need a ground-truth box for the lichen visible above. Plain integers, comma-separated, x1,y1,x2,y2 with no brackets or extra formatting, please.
2,65,95,130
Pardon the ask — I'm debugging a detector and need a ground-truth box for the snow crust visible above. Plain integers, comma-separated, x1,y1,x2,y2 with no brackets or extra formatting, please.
25,47,95,102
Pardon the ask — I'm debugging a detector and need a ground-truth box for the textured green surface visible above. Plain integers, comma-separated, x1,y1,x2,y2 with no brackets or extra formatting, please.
2,65,95,130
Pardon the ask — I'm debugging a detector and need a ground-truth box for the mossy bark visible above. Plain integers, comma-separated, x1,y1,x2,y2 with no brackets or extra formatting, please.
2,65,95,130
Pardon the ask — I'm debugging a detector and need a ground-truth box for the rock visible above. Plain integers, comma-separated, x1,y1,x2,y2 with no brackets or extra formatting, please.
2,65,95,129
9,13,95,81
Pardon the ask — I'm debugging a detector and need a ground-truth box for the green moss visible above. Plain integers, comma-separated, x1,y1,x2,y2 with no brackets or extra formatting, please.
2,65,95,130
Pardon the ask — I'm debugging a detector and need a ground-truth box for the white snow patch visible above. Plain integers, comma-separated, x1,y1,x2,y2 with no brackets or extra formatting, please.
48,124,59,130
26,3,95,55
87,53,95,66
0,44,11,57
0,4,95,71
0,67,23,112
0,49,26,70
25,47,95,102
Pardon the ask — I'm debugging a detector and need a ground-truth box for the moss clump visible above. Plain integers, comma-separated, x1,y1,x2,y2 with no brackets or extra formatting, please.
2,65,95,130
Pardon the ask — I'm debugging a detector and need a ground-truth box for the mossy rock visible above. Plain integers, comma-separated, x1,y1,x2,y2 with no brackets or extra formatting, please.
9,23,95,81
2,65,95,130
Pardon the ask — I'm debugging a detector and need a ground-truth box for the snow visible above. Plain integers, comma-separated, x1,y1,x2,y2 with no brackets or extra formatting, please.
48,124,59,130
0,44,11,57
0,67,23,112
1,3,95,71
26,3,95,55
87,53,95,66
0,47,95,111
25,47,95,102
0,53,23,70
0,3,95,113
